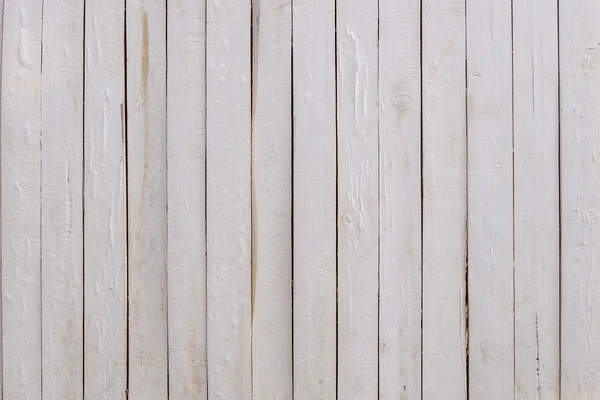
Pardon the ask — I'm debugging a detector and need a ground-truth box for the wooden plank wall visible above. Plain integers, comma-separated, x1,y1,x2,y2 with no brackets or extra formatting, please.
2,0,600,398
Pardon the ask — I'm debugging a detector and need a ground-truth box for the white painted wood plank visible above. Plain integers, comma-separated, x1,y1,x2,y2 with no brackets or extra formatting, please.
466,0,514,398
83,0,127,397
1,0,43,397
251,0,292,397
166,0,207,398
559,1,600,398
421,0,468,398
206,1,251,399
126,0,168,398
292,0,336,398
513,0,560,398
207,1,252,399
40,0,84,397
336,0,378,397
378,0,421,398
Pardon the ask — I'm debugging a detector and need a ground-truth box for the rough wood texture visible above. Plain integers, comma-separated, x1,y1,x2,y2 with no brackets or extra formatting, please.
206,0,251,398
513,0,560,398
166,0,207,397
2,3,600,398
467,0,514,398
41,0,84,397
422,0,468,398
336,0,379,397
1,0,43,397
292,0,336,398
378,0,421,398
560,0,600,398
83,0,127,396
126,0,168,397
251,0,293,398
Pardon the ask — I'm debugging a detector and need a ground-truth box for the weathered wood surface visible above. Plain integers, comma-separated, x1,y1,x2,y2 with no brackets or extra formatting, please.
422,0,468,398
207,0,251,398
292,0,336,398
379,0,421,398
1,2,598,399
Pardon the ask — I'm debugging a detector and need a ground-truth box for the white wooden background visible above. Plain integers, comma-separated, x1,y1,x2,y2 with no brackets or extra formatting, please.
0,0,598,398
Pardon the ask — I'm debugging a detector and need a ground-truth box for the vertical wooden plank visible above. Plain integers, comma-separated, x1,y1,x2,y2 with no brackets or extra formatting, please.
336,0,378,397
166,0,207,397
206,0,251,398
126,0,167,397
84,0,127,396
513,0,560,398
40,0,84,397
422,0,468,398
1,0,43,397
251,0,292,397
560,1,600,398
378,0,421,398
466,0,514,398
292,0,336,398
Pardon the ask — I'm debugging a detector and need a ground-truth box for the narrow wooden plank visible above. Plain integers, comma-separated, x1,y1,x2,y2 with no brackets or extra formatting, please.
336,0,378,397
513,0,560,398
378,0,421,398
560,1,600,398
40,0,84,397
422,0,468,398
166,0,207,397
466,0,514,398
292,0,336,398
83,0,127,396
206,1,251,398
126,0,168,397
251,0,292,397
1,0,43,397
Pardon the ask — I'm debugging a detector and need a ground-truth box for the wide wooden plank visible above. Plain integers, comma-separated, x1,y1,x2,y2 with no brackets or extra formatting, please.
466,0,514,398
292,0,336,398
513,0,560,398
560,0,600,398
83,0,127,396
205,1,251,397
422,0,468,398
336,0,378,397
40,0,84,397
1,0,43,397
126,0,168,397
251,0,293,397
206,0,251,398
166,0,207,397
378,0,421,398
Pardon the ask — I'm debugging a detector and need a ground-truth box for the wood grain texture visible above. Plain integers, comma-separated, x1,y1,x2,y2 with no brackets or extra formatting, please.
422,0,468,398
126,0,168,397
513,0,560,398
1,0,43,397
336,0,379,397
83,0,127,397
292,0,336,398
378,0,421,398
166,0,207,397
560,0,600,398
467,0,514,398
40,0,84,397
251,0,293,397
206,0,251,398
